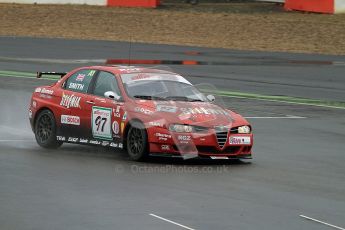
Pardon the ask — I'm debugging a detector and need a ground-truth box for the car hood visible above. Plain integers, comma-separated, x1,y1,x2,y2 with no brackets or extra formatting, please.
130,100,248,127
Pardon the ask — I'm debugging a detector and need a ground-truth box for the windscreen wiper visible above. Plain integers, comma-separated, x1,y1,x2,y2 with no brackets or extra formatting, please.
165,96,204,102
188,99,204,102
133,95,167,100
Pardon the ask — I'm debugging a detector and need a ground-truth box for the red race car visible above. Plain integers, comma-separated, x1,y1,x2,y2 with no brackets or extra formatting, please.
29,66,253,161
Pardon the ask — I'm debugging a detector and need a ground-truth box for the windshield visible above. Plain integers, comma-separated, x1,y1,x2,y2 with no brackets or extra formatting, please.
121,73,207,102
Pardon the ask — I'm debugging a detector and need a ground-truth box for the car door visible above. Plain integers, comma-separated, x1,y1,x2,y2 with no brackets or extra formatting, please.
86,71,125,147
59,69,97,140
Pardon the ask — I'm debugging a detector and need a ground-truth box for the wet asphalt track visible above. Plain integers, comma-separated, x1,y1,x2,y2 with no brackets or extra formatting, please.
0,37,344,230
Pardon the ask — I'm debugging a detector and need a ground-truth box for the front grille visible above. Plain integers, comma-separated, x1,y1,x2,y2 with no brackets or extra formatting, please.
214,126,229,148
216,131,228,148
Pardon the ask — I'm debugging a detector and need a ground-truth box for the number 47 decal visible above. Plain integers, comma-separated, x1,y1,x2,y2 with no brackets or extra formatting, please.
92,106,112,140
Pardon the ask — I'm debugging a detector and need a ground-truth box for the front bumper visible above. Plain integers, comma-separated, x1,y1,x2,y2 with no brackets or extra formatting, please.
148,152,252,160
148,128,253,159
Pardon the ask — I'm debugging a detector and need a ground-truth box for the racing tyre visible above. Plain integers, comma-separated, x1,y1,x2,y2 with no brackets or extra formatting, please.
34,110,62,149
126,122,148,161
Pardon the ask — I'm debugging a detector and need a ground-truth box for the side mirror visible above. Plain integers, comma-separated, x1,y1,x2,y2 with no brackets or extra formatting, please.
206,94,215,102
104,91,120,100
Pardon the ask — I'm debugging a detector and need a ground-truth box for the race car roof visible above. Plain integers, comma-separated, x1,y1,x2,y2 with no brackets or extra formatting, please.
120,72,192,85
84,65,191,84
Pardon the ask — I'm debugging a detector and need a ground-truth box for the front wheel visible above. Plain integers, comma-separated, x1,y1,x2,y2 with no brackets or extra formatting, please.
126,122,148,161
34,110,62,149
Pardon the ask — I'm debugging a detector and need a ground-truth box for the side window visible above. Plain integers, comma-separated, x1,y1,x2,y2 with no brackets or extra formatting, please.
64,69,96,93
93,71,121,99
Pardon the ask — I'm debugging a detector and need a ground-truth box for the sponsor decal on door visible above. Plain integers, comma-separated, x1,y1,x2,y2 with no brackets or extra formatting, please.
60,93,81,109
112,121,119,134
61,115,80,125
92,106,112,140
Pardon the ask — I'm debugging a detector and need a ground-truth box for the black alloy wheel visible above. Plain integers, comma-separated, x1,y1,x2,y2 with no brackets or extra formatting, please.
34,110,62,148
127,122,148,161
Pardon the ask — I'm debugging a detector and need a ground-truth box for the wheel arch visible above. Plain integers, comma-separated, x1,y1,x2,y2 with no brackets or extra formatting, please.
33,107,56,130
123,118,147,150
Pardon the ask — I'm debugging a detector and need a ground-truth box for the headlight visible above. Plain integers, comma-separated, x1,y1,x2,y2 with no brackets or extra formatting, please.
169,124,194,133
238,125,251,134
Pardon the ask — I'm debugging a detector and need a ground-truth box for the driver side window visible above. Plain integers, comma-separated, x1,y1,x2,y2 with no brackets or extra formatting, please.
93,71,121,99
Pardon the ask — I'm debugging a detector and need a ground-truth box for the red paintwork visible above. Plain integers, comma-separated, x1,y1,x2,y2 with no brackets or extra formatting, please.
285,0,334,14
107,0,160,8
29,66,253,159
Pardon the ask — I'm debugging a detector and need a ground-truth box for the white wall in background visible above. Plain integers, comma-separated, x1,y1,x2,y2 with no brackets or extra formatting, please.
335,0,345,13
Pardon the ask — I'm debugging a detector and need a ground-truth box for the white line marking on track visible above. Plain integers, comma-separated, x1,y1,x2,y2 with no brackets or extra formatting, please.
300,215,345,230
149,213,196,230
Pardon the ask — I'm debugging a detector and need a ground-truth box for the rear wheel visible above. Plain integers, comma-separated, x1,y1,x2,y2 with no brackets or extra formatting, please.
34,110,62,149
126,122,148,161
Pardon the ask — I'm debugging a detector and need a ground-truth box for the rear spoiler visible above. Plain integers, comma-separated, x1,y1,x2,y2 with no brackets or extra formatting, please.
36,72,67,78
